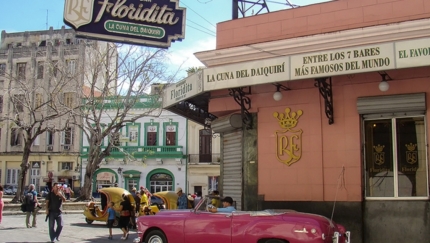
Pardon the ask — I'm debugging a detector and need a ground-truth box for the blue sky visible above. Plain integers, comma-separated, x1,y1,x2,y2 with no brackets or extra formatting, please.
0,0,327,78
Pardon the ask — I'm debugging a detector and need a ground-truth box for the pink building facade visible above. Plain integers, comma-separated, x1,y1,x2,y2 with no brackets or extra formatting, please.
164,1,430,242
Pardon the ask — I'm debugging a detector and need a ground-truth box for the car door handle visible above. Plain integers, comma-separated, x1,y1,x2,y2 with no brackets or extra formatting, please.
294,228,308,233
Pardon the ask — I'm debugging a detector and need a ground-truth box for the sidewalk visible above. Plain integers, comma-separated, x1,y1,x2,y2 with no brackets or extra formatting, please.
2,195,86,215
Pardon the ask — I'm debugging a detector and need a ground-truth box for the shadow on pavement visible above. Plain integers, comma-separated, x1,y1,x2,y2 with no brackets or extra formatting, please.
70,222,107,228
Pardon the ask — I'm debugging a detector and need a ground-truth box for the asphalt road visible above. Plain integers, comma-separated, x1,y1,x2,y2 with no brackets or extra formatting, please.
0,214,139,243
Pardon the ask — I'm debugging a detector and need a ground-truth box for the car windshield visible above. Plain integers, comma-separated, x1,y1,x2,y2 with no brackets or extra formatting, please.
195,196,220,212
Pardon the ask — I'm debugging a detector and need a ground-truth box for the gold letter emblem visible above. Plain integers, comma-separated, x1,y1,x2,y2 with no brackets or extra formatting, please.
273,108,303,166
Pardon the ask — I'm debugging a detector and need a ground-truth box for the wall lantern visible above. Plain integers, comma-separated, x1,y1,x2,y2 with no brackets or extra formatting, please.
273,83,290,101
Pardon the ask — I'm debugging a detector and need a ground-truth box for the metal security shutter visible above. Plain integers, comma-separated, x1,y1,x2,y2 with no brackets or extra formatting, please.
222,129,243,211
357,93,426,115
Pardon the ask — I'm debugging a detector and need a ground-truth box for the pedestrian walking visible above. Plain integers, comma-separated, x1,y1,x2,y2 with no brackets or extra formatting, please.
107,202,116,240
24,184,39,228
0,184,4,224
176,187,188,209
64,185,71,200
46,182,66,243
119,193,132,240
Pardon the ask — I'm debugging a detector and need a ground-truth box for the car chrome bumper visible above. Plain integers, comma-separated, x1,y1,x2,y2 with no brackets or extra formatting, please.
332,231,351,243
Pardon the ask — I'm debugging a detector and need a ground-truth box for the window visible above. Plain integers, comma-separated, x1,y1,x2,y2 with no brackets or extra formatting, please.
127,179,138,192
10,128,22,146
165,122,177,146
6,169,20,184
364,117,427,198
66,59,76,76
47,131,54,145
35,93,43,109
60,162,73,171
50,60,58,77
127,124,140,146
146,123,157,146
16,62,26,80
0,63,5,76
149,173,173,193
14,94,25,112
110,131,120,147
0,95,3,113
37,61,44,79
34,128,40,146
62,127,73,145
63,92,74,108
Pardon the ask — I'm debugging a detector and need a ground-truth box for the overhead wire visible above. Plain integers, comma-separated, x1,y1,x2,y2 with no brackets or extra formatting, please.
187,19,216,34
187,25,216,37
181,1,217,28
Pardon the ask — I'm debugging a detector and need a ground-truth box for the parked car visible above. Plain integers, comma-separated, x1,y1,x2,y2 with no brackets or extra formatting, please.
4,185,14,195
134,196,351,243
12,185,17,195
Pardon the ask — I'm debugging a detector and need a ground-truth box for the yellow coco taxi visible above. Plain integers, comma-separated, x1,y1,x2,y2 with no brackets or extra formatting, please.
83,187,135,227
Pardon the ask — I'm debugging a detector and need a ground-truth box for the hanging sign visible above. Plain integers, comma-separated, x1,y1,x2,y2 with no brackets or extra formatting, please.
63,0,186,48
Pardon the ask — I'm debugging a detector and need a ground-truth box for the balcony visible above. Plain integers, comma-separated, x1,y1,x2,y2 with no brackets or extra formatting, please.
188,153,221,164
81,145,184,159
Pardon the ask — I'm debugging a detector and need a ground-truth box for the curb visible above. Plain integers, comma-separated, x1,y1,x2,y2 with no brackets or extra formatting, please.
3,210,83,216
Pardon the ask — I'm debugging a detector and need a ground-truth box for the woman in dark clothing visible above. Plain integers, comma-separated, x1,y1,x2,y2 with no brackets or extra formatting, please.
119,194,132,240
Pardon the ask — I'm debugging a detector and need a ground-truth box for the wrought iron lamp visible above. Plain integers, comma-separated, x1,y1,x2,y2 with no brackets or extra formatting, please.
273,83,290,101
378,71,392,92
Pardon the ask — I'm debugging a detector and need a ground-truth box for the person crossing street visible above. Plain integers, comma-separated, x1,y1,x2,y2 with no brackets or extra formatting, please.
46,182,66,243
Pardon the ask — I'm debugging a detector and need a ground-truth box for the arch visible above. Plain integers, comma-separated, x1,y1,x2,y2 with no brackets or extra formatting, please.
92,168,119,192
146,168,175,193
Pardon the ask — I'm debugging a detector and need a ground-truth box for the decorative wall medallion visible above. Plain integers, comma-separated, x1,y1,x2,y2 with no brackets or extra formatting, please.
373,144,385,166
405,143,418,165
273,108,303,166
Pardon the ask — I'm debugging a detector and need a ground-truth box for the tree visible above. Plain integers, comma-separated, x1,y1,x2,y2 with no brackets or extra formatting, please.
71,44,178,201
0,57,75,203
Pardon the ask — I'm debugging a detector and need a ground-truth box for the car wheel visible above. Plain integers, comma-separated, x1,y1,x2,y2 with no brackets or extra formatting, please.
85,218,94,224
264,239,285,243
144,229,167,243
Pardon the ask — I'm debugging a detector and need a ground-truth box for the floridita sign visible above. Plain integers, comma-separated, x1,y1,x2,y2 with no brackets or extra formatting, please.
63,0,186,48
163,70,204,108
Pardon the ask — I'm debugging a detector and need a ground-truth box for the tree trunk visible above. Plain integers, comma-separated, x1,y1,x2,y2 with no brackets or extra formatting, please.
11,145,31,203
75,148,103,201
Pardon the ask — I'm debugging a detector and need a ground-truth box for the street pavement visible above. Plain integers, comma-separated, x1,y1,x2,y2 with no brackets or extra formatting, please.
0,214,139,243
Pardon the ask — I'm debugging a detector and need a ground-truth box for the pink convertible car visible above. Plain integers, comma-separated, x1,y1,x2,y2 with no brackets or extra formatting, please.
134,196,351,243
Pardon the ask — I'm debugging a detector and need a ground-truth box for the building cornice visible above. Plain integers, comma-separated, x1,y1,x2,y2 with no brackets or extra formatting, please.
195,18,430,67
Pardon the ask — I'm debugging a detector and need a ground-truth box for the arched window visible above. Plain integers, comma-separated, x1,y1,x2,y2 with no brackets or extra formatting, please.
150,173,173,193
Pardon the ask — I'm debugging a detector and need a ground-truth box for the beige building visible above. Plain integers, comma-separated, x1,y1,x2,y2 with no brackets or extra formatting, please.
0,26,115,192
186,120,220,196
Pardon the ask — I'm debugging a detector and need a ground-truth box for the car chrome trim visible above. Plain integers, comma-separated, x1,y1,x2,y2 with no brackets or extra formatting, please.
294,228,308,233
346,231,351,243
332,232,340,243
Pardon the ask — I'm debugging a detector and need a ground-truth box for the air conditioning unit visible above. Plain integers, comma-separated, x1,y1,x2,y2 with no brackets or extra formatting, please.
47,145,53,151
63,145,70,150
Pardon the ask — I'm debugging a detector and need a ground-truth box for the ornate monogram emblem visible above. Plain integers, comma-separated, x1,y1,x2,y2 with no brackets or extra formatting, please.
405,143,418,165
64,0,94,29
373,144,385,166
273,108,303,166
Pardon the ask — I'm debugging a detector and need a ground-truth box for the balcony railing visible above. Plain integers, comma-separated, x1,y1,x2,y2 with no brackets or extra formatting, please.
188,153,221,163
81,145,184,159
